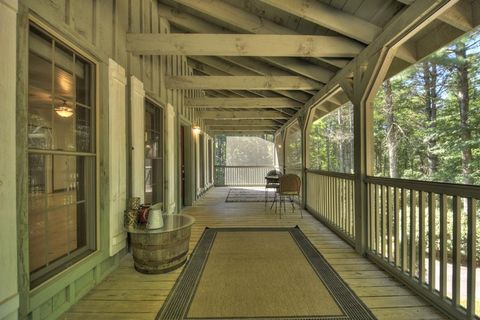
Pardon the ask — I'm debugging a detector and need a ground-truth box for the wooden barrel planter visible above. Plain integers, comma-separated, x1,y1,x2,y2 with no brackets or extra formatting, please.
129,214,195,274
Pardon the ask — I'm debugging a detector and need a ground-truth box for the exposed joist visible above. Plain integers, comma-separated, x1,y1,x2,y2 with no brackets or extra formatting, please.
199,110,289,119
259,0,382,44
171,0,347,69
126,34,364,57
204,119,282,126
166,76,322,90
188,56,311,103
259,57,334,83
185,97,302,108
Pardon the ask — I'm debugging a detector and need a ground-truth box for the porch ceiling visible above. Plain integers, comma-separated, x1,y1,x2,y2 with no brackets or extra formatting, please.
132,0,475,134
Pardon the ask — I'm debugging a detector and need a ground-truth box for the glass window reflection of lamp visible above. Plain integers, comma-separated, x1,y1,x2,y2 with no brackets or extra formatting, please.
192,124,201,134
55,100,74,118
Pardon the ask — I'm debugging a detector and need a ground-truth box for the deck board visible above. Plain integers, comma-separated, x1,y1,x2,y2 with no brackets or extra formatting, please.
60,187,446,320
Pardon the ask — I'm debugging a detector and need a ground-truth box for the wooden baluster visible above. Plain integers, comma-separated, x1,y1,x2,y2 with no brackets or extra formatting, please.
452,196,461,306
419,191,426,284
381,185,387,258
428,192,436,291
394,187,400,267
410,190,417,278
401,188,408,272
439,194,447,299
466,198,476,319
388,186,394,262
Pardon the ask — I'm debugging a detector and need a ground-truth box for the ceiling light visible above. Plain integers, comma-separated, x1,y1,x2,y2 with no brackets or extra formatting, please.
55,101,74,118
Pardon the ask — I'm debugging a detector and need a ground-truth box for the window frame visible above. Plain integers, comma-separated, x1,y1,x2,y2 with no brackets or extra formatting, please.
27,21,100,289
144,97,164,205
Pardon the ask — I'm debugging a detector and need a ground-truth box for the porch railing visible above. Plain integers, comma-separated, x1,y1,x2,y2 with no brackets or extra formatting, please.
306,170,355,245
366,176,479,319
214,166,275,186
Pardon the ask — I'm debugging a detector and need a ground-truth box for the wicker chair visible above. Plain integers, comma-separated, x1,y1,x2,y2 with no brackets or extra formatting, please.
275,174,302,218
265,170,282,207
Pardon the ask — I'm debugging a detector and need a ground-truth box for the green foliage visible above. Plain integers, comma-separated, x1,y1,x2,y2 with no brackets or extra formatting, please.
308,103,354,173
285,121,302,168
373,29,480,186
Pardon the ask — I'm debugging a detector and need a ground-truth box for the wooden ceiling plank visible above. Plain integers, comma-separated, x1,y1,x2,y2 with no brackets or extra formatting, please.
166,76,322,90
126,33,364,57
259,0,382,44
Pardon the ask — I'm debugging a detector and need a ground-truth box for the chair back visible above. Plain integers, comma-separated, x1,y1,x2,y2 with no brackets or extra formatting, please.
278,174,301,194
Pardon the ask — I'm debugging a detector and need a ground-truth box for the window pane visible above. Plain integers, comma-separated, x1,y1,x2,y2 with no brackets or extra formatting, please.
144,101,163,204
75,57,92,106
28,154,95,283
54,43,74,100
28,33,53,150
76,105,91,152
53,98,75,151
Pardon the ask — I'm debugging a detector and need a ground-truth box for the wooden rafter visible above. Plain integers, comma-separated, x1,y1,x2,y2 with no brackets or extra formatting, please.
258,0,382,44
198,110,289,119
166,76,322,90
126,34,364,57
204,119,282,126
185,97,302,108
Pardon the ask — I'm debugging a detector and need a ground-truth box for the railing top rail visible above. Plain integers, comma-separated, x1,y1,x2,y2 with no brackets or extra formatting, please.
366,176,480,199
306,169,355,180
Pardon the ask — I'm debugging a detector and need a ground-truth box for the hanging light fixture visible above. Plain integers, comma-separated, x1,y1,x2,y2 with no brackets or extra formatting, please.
192,124,201,134
55,100,74,118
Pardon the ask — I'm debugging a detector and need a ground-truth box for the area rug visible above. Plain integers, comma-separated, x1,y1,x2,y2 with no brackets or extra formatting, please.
225,188,273,202
157,227,376,319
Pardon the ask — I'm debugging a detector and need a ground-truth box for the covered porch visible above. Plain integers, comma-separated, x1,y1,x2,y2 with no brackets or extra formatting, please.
62,187,446,320
1,0,479,320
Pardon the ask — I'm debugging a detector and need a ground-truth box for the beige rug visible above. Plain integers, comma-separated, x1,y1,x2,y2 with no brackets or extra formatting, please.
157,227,376,319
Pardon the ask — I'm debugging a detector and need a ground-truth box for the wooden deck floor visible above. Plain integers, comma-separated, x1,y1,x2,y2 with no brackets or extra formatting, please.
61,187,447,320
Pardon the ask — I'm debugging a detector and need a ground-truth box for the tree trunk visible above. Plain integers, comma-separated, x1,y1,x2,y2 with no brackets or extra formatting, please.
455,42,473,185
422,61,439,176
384,79,398,178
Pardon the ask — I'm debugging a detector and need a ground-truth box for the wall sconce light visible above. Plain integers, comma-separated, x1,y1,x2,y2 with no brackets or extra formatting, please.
55,100,74,118
192,125,201,134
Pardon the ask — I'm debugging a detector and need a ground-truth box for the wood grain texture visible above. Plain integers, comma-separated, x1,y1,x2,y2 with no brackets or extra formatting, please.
126,34,364,57
60,187,447,320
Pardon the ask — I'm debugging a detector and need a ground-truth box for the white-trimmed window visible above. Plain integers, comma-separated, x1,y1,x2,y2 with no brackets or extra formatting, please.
28,24,97,288
144,99,164,205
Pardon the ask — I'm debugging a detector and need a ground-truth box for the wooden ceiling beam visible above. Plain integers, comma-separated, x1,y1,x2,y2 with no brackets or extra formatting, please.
209,130,276,134
198,110,289,119
185,97,302,108
204,119,281,126
207,126,278,131
160,0,355,69
258,0,382,44
126,34,363,57
166,76,322,90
